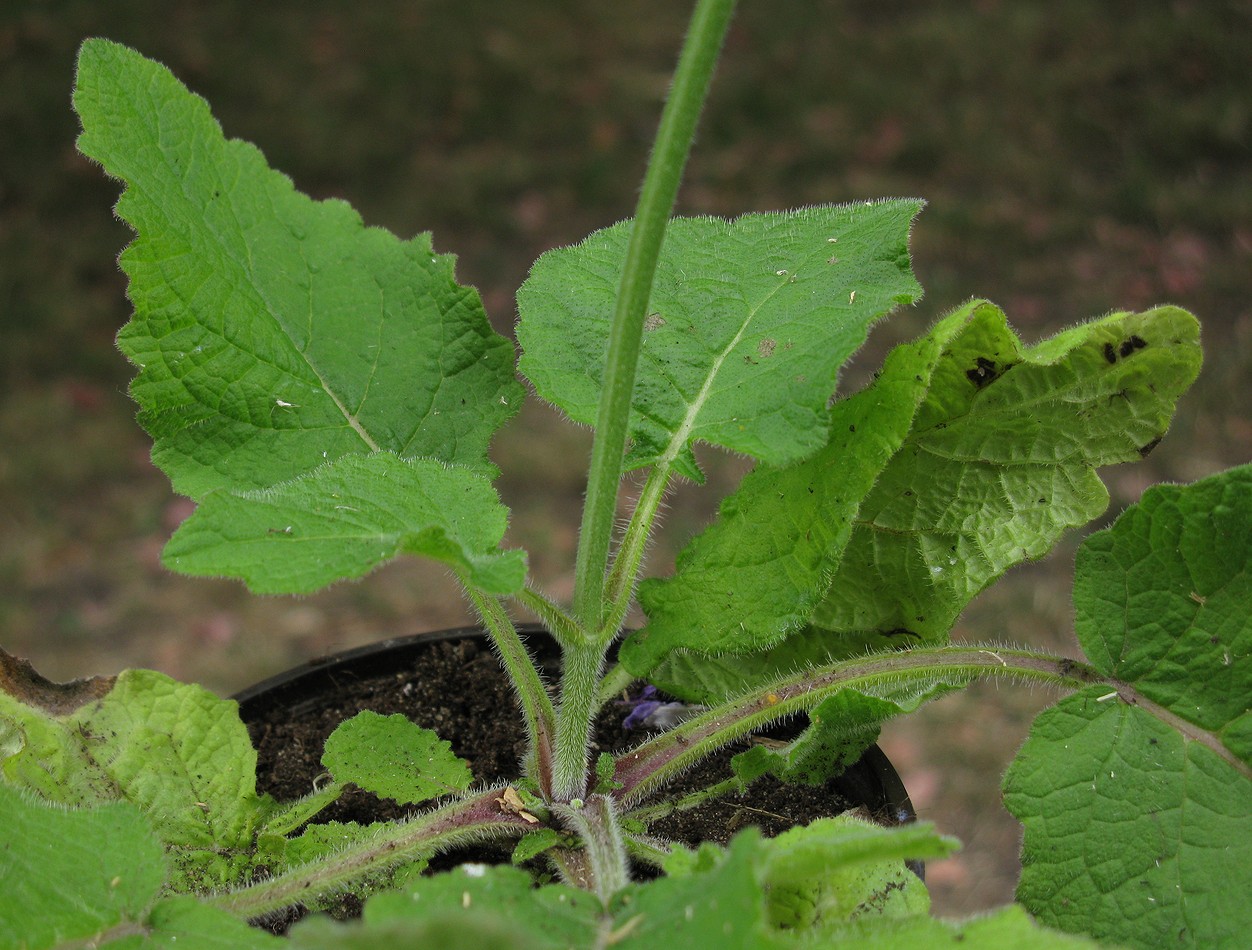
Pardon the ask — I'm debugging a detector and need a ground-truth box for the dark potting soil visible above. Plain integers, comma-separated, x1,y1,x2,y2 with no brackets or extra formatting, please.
242,636,907,924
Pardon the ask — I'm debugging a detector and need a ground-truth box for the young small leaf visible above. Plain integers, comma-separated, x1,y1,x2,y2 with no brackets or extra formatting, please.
760,815,948,930
322,711,473,805
162,454,526,595
754,816,1094,947
517,202,923,478
73,38,522,498
511,828,564,865
731,683,963,787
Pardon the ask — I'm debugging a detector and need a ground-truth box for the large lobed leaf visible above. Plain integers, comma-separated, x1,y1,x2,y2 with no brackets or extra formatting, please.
517,201,924,480
1004,465,1252,949
74,40,523,594
623,299,1201,689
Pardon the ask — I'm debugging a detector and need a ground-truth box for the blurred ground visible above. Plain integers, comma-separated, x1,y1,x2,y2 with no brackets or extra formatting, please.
1,0,1249,918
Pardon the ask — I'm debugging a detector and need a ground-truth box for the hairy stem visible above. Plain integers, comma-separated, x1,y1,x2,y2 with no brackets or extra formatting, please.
513,585,587,649
553,795,630,905
464,587,557,796
209,788,534,919
612,645,1108,807
595,661,637,710
624,772,746,825
552,640,608,800
571,0,738,631
600,464,673,641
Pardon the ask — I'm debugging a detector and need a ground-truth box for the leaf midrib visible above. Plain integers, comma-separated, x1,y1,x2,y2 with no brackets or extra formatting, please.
128,72,382,454
655,274,793,467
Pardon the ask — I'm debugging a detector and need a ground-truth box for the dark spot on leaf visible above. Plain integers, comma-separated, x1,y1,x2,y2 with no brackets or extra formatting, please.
1120,334,1148,358
903,489,913,497
1103,342,1118,364
881,628,920,640
965,356,998,388
1138,437,1162,457
849,424,856,433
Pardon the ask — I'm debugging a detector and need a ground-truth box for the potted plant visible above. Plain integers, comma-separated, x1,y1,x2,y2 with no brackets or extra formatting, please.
1,1,1248,947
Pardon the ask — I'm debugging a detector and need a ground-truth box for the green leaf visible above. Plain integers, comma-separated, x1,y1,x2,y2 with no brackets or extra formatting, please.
80,673,266,861
0,654,119,806
1006,688,1251,949
608,832,781,948
511,828,565,865
1073,464,1252,757
0,820,277,950
115,897,283,949
814,906,1101,949
0,785,165,950
287,915,544,950
0,660,270,892
752,815,1094,948
1005,466,1252,949
811,301,1199,645
347,863,599,949
730,684,963,787
258,782,345,839
759,815,950,933
162,454,526,594
625,301,1199,688
74,38,521,500
621,298,966,674
322,711,473,805
517,202,923,479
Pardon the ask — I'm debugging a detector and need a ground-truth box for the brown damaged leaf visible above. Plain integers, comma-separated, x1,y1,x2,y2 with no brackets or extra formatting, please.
0,649,115,715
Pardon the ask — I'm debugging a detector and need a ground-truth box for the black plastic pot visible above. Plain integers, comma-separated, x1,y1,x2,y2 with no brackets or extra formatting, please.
234,624,919,872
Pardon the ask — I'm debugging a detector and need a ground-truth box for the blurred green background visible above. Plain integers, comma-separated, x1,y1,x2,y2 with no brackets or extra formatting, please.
2,0,1248,916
